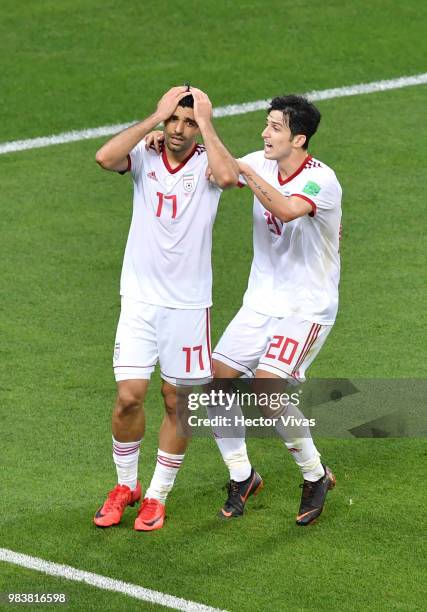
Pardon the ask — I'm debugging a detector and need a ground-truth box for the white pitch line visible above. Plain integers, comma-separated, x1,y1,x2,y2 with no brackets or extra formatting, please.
1,72,426,155
0,548,228,612
214,71,427,116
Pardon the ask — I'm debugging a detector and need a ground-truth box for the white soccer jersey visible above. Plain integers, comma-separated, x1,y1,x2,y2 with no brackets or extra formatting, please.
240,151,342,324
120,140,221,308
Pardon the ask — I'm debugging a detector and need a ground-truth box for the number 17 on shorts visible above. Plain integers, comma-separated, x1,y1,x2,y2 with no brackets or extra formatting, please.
161,307,213,385
113,298,213,385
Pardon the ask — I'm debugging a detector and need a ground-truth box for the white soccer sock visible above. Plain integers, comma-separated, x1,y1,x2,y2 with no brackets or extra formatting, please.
217,440,252,482
207,403,252,482
112,436,141,491
273,403,325,482
145,450,185,504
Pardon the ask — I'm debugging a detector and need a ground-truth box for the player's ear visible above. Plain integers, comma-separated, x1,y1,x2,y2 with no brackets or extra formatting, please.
293,134,307,149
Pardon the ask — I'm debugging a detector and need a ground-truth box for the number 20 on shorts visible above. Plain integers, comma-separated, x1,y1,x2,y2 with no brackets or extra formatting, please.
265,335,299,364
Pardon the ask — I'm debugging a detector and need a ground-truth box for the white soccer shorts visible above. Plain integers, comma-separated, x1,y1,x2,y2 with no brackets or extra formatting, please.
212,304,332,382
113,297,213,385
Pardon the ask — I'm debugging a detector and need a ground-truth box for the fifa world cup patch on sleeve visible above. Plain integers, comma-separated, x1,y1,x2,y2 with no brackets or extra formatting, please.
302,181,321,196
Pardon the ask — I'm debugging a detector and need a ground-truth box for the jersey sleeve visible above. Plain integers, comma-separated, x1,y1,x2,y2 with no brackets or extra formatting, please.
291,168,342,215
237,151,264,187
126,139,147,178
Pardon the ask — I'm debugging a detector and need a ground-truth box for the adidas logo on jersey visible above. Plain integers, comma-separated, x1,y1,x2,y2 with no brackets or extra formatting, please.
147,171,158,181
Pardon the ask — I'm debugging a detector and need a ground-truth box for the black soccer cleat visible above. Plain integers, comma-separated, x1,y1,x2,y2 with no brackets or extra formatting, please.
218,468,263,519
296,464,336,526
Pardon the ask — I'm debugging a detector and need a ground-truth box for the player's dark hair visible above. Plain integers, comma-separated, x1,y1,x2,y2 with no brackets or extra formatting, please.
268,95,321,149
178,94,194,108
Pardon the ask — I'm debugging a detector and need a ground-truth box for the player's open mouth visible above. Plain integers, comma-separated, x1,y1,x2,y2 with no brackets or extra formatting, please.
264,143,273,151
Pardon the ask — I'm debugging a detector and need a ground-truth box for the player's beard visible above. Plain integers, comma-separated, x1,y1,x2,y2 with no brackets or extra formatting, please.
165,134,193,155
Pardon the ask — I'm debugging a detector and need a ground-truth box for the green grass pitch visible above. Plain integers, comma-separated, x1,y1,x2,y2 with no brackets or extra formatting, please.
1,1,426,610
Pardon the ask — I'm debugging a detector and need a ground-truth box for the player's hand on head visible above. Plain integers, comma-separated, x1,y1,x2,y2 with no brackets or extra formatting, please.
156,86,189,122
190,87,213,124
145,130,165,154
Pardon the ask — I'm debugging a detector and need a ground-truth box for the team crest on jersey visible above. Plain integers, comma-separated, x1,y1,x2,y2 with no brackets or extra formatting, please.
183,173,195,192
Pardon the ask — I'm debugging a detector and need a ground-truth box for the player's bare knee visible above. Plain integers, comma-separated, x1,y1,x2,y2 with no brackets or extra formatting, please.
161,382,177,416
250,376,289,418
115,388,144,419
213,358,241,379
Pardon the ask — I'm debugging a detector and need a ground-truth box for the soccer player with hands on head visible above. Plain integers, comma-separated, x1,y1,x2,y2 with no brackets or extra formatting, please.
144,94,342,527
93,85,238,531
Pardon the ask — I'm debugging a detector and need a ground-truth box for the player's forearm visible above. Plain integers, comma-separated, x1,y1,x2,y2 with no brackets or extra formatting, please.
197,120,239,188
241,168,295,222
95,113,162,170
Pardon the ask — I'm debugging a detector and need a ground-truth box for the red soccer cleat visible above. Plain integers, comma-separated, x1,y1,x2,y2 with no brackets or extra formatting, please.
134,498,165,531
94,482,141,528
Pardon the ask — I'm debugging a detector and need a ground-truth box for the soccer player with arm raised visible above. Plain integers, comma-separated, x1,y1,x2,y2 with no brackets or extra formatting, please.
93,86,238,531
210,95,342,526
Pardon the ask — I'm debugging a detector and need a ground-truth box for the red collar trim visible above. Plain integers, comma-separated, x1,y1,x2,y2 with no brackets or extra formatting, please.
161,143,198,174
277,155,312,186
